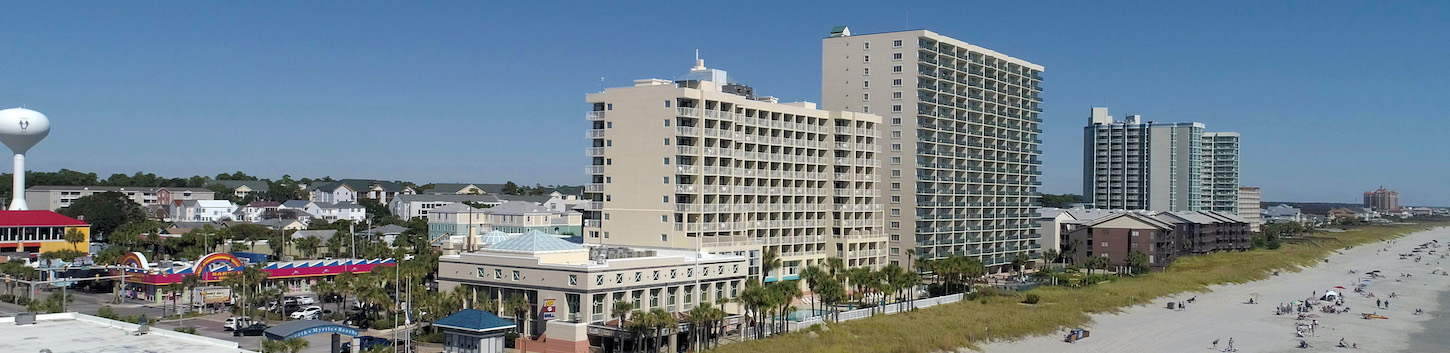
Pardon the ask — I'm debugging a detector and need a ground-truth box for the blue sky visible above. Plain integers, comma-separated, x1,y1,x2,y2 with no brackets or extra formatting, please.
1,1,1447,205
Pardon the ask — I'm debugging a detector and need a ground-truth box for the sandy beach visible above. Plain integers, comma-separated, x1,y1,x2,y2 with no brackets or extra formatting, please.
981,226,1450,353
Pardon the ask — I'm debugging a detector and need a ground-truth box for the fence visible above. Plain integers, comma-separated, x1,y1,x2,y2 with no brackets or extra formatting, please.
785,293,965,331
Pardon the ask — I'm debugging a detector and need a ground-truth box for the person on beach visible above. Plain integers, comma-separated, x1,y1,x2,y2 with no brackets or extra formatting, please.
1378,298,1382,308
1212,339,1219,350
1226,337,1235,352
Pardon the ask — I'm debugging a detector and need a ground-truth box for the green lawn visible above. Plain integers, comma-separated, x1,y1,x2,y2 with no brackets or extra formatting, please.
709,223,1445,353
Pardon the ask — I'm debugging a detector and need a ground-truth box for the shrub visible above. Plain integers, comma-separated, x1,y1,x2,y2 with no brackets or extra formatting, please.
173,327,197,334
1022,294,1041,304
97,306,120,320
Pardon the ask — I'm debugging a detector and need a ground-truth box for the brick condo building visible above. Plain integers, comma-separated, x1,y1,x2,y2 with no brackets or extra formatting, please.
1064,210,1251,270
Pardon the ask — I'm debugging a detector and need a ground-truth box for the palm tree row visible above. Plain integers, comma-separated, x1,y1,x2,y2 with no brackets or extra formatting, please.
623,308,679,353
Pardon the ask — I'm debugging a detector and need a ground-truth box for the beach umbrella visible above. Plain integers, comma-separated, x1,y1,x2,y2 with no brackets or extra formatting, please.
1334,286,1346,289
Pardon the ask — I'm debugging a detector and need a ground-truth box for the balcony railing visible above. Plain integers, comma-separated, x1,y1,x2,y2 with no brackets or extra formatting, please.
586,111,606,121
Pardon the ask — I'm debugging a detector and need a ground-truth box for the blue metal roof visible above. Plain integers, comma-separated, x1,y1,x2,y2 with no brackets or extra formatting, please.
433,309,514,332
487,230,582,253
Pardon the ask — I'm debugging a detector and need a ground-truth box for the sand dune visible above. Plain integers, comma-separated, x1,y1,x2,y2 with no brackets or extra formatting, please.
981,226,1450,353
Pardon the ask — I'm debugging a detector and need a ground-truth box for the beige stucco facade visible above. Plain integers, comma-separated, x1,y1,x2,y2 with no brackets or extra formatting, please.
583,62,887,280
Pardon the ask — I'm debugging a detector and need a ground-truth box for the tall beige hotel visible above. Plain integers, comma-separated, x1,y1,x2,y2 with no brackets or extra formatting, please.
584,58,888,281
822,27,1044,271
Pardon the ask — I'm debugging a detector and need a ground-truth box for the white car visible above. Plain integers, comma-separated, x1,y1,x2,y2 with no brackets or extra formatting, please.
293,296,316,305
290,306,323,320
224,317,255,331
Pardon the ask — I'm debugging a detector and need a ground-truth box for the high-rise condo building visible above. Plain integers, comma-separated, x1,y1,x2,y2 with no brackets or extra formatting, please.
584,59,889,281
1363,187,1399,212
821,27,1044,271
1202,132,1240,213
1084,107,1240,213
1237,186,1262,232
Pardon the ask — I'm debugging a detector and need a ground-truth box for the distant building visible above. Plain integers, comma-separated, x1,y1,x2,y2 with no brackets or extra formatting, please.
1237,187,1263,232
207,180,270,198
0,210,90,256
1263,204,1307,224
389,194,503,221
1034,208,1077,254
427,183,487,195
1082,108,1240,212
1327,207,1360,220
235,201,282,222
1364,187,1399,212
308,179,416,204
171,200,237,222
25,185,214,211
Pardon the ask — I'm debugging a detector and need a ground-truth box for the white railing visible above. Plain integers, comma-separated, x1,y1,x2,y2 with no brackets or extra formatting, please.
586,129,605,138
586,111,606,120
586,147,605,156
787,293,965,331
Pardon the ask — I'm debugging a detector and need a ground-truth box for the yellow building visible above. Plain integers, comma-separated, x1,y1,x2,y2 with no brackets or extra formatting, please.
0,210,91,255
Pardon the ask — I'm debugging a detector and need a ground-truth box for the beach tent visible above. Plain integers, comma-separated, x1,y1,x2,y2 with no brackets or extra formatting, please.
1322,291,1340,300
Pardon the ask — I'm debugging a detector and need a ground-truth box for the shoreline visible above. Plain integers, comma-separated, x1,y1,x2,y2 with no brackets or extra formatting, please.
980,226,1450,353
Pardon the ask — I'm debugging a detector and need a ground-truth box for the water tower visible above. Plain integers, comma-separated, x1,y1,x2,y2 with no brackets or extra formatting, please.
0,108,50,210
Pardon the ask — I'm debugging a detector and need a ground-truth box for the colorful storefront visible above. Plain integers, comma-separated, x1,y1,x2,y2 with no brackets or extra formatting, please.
113,251,395,304
0,210,90,255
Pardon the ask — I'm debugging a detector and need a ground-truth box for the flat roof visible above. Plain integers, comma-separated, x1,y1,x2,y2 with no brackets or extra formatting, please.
0,312,251,352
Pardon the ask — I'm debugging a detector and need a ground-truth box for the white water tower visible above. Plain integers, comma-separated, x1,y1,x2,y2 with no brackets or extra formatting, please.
0,108,50,210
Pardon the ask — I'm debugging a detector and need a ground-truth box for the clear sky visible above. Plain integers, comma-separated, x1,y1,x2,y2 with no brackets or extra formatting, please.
2,1,1447,205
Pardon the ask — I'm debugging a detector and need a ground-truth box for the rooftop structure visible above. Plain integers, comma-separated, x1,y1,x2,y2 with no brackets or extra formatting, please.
0,312,248,352
1,108,50,211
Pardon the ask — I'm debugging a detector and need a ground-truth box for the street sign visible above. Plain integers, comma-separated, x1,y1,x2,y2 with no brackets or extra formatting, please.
542,299,556,320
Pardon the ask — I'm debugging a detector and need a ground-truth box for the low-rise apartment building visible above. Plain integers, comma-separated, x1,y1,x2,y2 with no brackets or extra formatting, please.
25,185,214,211
1064,210,1251,270
437,231,748,353
390,194,504,221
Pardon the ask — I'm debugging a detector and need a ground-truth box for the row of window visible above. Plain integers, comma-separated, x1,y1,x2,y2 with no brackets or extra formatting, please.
0,227,71,242
475,264,743,287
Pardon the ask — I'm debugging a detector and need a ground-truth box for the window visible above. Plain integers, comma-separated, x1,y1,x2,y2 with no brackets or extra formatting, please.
1102,241,1109,248
662,215,669,222
512,270,520,281
569,275,578,286
891,78,902,86
863,55,869,63
892,91,902,99
892,117,902,125
652,270,660,280
891,169,901,177
596,275,604,285
616,274,624,284
664,138,671,145
606,121,612,128
663,177,670,184
890,234,900,241
891,248,900,255
603,213,610,220
664,119,671,126
863,67,870,75
687,268,694,277
890,208,901,216
890,221,901,229
665,100,671,108
670,269,677,279
477,268,487,278
891,143,901,151
892,53,902,60
891,182,901,190
892,65,902,73
593,294,605,315
661,234,668,242
634,272,642,282
862,93,870,101
891,130,902,138
893,39,902,47
891,105,902,112
862,106,869,113
864,42,870,49
862,81,869,88
650,289,660,307
664,157,670,165
891,195,900,203
606,140,612,146
495,269,503,279
663,196,670,203
1131,230,1140,237
606,103,613,110
668,288,677,305
891,157,901,164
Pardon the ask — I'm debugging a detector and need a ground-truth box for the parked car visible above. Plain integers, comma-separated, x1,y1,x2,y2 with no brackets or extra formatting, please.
321,293,344,303
233,323,268,337
223,317,255,331
341,336,392,351
287,295,316,305
291,306,324,320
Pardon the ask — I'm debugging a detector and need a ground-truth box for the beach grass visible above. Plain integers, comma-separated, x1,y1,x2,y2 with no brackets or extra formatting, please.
708,222,1448,353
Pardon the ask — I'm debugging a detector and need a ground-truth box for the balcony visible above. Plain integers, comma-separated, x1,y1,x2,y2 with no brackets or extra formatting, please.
586,129,605,138
584,184,605,193
584,219,601,227
677,107,699,117
585,147,605,157
586,111,606,121
585,166,604,174
585,201,604,210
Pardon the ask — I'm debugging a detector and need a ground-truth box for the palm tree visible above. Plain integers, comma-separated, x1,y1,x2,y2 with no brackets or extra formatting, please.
609,300,634,352
624,309,652,351
1062,240,1082,265
825,257,845,281
904,248,917,271
294,236,321,259
815,278,845,322
64,228,86,251
284,337,309,353
163,282,185,319
180,274,202,327
1011,252,1030,280
324,231,348,258
503,294,532,337
760,248,780,282
1041,249,1060,265
649,308,677,353
799,265,827,314
333,271,355,320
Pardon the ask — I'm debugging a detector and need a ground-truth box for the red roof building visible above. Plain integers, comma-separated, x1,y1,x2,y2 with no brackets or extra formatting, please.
0,210,89,227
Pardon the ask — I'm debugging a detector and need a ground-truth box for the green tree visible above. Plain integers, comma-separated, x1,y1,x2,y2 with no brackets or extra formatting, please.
1039,193,1085,208
760,248,780,282
504,295,532,336
1011,252,1031,279
180,274,203,327
1041,249,1060,265
63,227,87,251
799,265,827,313
1125,250,1151,275
501,181,523,195
294,236,321,259
56,191,146,237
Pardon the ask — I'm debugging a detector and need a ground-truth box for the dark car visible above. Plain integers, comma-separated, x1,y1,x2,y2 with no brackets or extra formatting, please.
233,323,269,337
341,336,392,351
322,293,344,303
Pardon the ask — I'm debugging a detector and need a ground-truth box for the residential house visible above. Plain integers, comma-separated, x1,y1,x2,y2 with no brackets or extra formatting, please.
425,183,486,195
389,194,503,221
172,200,238,222
316,201,366,222
427,203,492,244
1327,207,1360,221
308,179,416,204
208,180,270,199
280,200,323,217
235,201,282,222
541,192,588,213
1263,204,1308,225
25,185,215,211
255,218,307,231
359,224,408,244
487,200,583,235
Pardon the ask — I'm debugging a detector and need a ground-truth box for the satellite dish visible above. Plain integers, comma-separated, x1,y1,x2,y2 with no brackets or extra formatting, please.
0,108,50,154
